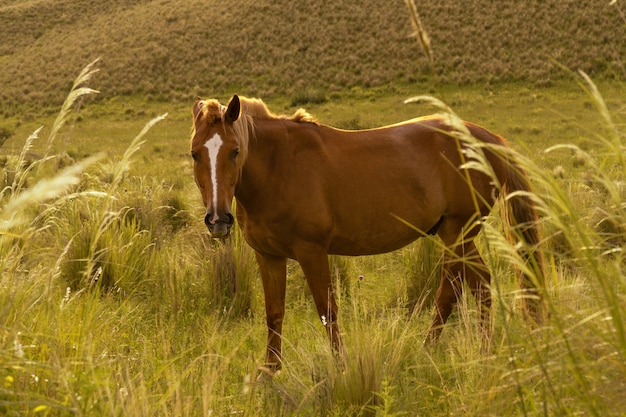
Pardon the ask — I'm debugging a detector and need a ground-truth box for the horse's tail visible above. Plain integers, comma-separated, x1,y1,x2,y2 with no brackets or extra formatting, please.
502,158,546,324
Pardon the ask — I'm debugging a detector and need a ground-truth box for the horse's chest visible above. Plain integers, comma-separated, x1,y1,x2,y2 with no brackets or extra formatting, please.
236,215,296,258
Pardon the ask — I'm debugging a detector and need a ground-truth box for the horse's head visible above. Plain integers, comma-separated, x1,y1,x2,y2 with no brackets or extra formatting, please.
190,95,243,238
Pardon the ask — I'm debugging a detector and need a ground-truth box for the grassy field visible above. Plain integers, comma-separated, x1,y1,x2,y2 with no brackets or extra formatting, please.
0,0,624,114
1,1,626,415
1,61,626,416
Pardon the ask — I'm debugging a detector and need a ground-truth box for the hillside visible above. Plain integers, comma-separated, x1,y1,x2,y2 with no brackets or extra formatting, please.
0,0,624,112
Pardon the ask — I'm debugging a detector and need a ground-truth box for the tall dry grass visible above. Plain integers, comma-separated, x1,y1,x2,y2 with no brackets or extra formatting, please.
0,59,267,416
2,56,626,415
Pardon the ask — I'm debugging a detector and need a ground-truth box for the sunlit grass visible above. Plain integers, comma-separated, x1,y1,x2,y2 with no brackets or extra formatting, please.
1,59,626,416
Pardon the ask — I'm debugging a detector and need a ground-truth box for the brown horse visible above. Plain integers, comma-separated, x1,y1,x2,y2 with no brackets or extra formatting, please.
190,95,544,370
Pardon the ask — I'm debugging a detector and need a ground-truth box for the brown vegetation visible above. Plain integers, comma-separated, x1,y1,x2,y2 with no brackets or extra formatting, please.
0,0,624,112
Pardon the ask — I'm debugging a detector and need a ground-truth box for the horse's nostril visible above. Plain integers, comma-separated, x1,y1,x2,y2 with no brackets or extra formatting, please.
205,212,234,227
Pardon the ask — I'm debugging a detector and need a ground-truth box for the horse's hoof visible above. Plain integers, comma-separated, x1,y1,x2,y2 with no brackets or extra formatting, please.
257,363,281,380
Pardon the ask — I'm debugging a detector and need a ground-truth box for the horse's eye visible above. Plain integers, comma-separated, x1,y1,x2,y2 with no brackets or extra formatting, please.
191,151,199,162
232,148,240,159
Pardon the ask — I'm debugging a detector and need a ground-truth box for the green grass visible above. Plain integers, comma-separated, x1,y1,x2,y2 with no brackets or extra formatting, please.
2,1,625,414
1,62,626,416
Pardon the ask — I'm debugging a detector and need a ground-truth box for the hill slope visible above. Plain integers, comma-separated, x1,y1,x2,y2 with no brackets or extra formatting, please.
0,0,624,111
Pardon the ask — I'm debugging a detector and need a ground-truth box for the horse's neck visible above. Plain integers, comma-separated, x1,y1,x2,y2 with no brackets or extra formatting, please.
236,118,287,203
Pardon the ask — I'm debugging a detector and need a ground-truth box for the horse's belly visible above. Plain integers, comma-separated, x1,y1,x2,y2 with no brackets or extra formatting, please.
327,220,427,256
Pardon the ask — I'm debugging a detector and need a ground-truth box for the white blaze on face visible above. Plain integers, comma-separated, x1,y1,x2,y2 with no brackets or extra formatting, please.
204,133,223,223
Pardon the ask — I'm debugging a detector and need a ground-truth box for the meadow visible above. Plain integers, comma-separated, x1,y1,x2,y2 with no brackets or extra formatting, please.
1,60,626,416
1,0,624,113
2,1,626,415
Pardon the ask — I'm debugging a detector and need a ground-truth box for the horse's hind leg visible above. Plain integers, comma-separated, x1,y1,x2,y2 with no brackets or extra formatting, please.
424,239,491,345
423,254,463,345
461,241,492,345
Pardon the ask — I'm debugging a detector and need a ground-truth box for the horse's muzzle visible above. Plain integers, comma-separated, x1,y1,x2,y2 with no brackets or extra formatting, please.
205,212,234,238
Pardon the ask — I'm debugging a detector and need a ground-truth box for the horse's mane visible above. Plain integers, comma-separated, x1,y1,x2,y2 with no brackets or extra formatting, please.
196,96,317,169
238,96,318,124
197,96,318,126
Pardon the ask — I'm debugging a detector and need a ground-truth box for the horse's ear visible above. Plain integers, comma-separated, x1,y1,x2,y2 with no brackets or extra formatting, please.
193,97,204,122
225,95,241,124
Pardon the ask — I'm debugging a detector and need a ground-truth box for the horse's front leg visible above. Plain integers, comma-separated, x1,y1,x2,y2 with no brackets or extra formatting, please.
296,248,345,360
255,251,287,371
